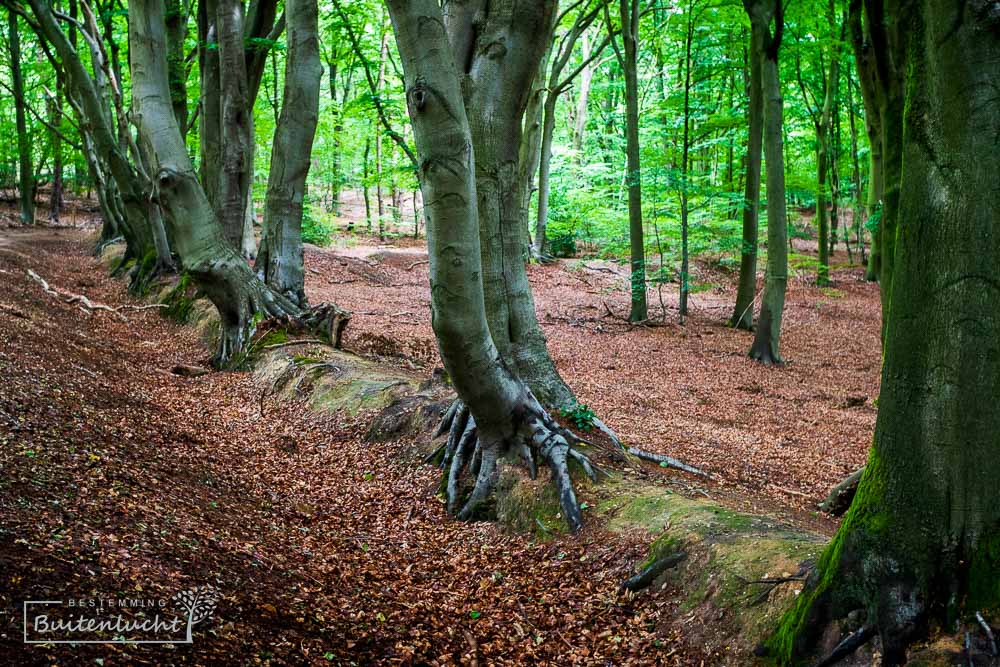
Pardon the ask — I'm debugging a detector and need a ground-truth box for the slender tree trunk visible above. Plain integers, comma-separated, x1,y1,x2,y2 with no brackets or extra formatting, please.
534,92,558,257
255,0,322,307
620,0,647,322
678,9,695,320
362,131,372,233
198,0,222,212
216,0,253,253
847,70,865,263
748,0,787,365
518,51,548,253
374,26,388,241
731,19,764,330
571,32,594,159
8,9,35,225
48,70,64,222
772,4,1000,662
165,0,188,129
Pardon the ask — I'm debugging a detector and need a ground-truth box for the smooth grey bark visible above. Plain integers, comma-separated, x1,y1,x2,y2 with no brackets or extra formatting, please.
198,0,222,212
8,9,35,225
216,0,253,252
747,0,787,365
256,0,322,308
730,18,764,330
442,0,577,408
165,0,188,129
518,51,548,252
571,32,595,158
387,0,596,532
130,0,305,365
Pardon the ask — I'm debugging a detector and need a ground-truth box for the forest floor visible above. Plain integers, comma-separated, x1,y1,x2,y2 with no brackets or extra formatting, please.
0,205,881,665
310,227,881,518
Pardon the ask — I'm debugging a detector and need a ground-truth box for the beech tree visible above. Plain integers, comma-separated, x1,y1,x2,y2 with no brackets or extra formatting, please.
745,0,787,365
770,1,1000,663
7,8,34,224
386,0,604,531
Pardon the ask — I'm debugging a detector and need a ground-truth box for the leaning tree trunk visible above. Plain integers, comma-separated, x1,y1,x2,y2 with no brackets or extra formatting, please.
518,52,548,252
730,18,765,331
26,0,155,266
130,0,307,366
390,0,603,531
747,0,787,366
256,0,322,308
769,3,1000,663
8,9,35,225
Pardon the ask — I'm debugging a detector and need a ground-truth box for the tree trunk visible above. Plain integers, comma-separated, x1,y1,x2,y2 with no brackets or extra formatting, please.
198,0,222,212
165,0,188,129
48,69,64,223
571,32,594,159
731,19,765,331
8,9,35,225
620,0,647,322
747,0,787,366
678,9,695,321
130,0,306,366
534,92,558,257
216,0,253,253
770,3,1000,662
518,51,548,252
255,0,322,308
388,0,597,532
374,26,388,241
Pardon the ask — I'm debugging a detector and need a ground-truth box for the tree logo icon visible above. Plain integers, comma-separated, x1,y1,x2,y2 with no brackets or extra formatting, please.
172,585,220,643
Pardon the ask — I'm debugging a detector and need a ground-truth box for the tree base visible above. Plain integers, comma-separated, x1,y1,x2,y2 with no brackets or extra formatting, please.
426,398,608,532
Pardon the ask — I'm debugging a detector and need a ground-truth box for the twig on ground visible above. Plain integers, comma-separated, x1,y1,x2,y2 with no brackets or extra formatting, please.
621,552,686,592
260,338,326,350
627,446,710,478
407,259,429,270
813,625,876,667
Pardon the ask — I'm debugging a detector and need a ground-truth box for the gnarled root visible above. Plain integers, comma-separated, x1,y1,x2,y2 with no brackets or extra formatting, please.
430,398,608,532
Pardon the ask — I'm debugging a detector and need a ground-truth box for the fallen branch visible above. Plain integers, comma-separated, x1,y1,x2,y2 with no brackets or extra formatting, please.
818,467,864,516
407,259,429,270
976,611,998,656
627,446,710,478
27,269,166,320
621,552,686,592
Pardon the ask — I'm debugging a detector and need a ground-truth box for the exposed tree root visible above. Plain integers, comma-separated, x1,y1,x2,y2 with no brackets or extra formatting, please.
429,398,608,532
627,446,710,478
976,612,998,657
813,625,875,667
621,552,687,592
27,269,167,320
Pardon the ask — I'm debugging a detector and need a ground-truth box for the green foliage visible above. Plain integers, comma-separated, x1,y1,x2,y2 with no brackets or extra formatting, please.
301,197,335,246
560,404,597,432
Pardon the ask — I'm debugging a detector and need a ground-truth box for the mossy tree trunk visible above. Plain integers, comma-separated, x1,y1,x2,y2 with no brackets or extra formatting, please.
771,2,1000,663
747,0,787,365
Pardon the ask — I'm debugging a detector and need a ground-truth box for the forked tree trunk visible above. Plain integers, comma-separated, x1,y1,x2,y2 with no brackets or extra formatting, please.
130,0,304,366
730,18,765,331
388,0,595,533
256,0,322,308
771,3,1000,663
747,0,787,365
